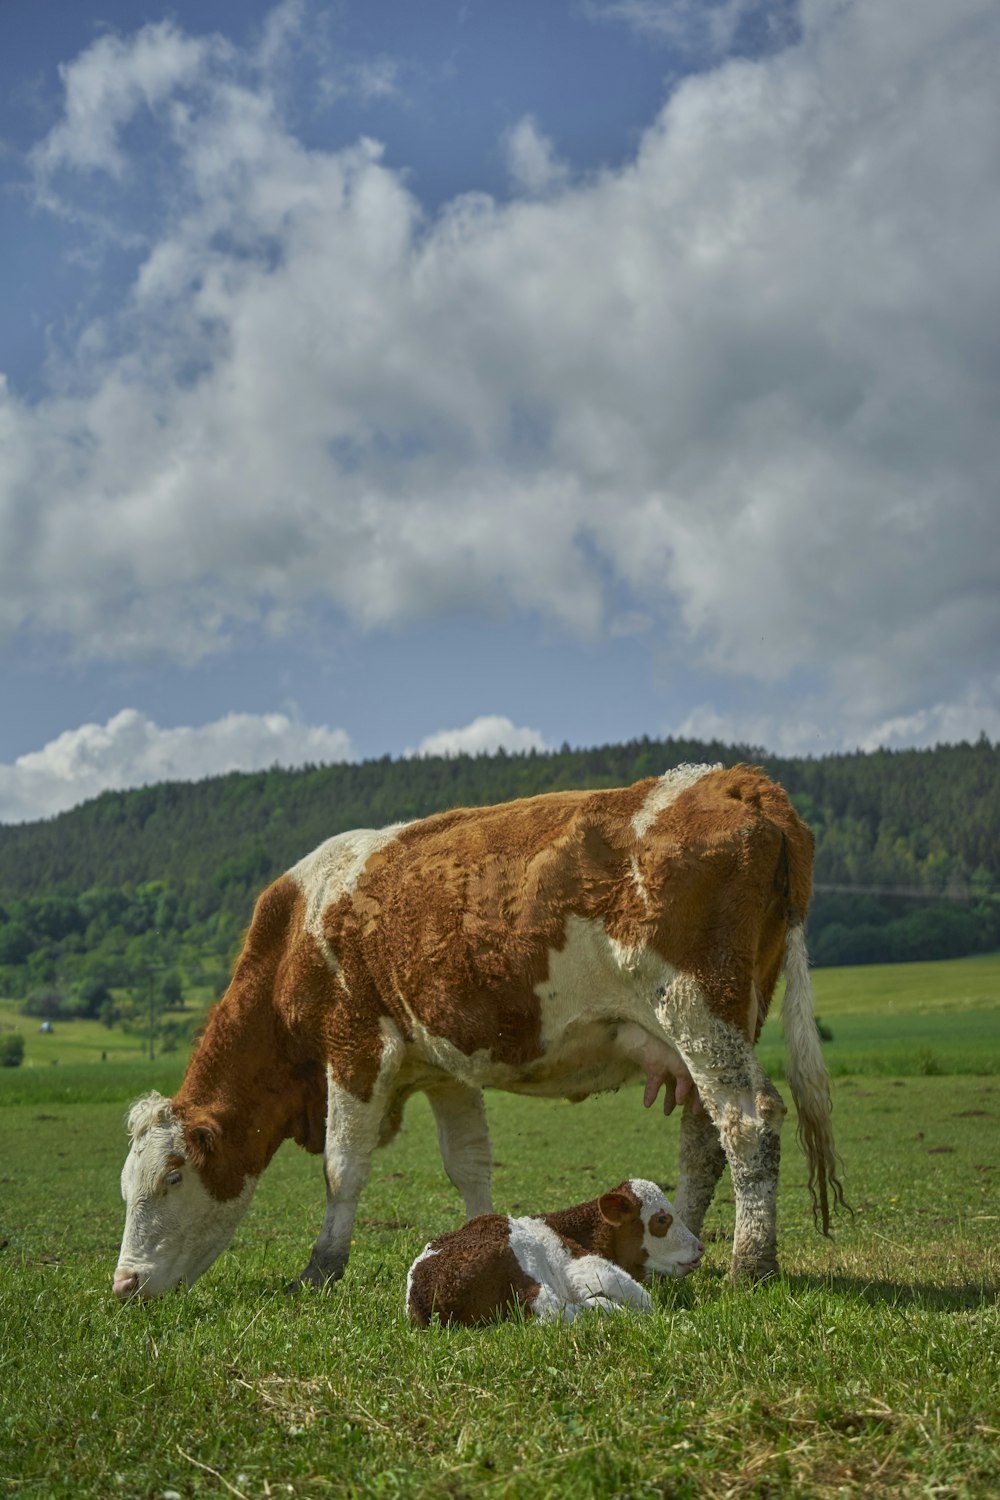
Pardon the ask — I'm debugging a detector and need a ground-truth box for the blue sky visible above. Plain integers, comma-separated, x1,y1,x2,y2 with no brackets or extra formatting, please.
1,0,998,822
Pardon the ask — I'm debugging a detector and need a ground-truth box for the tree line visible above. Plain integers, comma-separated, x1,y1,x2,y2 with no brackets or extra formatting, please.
0,735,997,1026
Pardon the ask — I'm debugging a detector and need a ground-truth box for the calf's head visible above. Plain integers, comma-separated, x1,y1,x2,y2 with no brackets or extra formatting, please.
598,1179,704,1279
113,1092,256,1300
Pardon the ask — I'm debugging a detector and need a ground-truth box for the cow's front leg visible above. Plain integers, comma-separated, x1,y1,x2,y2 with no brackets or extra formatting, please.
657,976,786,1281
674,1098,726,1239
425,1080,493,1219
293,1033,403,1290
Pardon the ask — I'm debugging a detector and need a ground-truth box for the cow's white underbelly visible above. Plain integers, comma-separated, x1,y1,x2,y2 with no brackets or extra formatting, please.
398,914,686,1100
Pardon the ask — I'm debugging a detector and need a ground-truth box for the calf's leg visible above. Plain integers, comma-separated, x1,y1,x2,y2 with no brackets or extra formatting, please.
656,975,786,1281
566,1254,653,1312
425,1080,494,1218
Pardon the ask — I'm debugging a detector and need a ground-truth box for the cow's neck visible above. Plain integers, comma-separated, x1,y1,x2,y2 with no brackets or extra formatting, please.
172,963,325,1199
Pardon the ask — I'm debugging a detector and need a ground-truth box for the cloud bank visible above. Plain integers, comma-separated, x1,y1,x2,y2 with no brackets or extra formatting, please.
0,710,552,823
3,0,999,753
413,715,548,759
0,709,353,824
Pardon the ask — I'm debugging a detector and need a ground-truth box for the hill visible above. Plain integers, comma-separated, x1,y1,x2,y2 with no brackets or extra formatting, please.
0,736,998,1021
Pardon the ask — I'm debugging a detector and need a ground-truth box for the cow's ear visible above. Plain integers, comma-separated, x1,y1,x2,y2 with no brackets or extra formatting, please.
597,1191,635,1226
184,1116,219,1167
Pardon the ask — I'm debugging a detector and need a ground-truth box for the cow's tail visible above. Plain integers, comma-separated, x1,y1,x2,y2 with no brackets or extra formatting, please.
782,922,847,1235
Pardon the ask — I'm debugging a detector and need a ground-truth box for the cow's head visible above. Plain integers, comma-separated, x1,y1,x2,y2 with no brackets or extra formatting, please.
598,1178,704,1279
113,1092,256,1300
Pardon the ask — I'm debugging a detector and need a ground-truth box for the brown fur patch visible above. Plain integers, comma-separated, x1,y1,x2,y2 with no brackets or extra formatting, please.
407,1216,539,1326
544,1182,648,1283
173,879,332,1199
646,1212,672,1239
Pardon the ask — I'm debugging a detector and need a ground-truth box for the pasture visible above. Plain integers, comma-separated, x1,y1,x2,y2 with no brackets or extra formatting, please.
1,957,999,1499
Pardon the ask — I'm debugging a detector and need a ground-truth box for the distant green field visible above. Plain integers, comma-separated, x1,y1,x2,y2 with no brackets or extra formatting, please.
0,1056,186,1106
808,951,1000,1015
3,953,997,1089
0,998,207,1069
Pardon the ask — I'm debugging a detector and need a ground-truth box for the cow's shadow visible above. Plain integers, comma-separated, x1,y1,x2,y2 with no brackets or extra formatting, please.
651,1266,998,1313
780,1271,998,1313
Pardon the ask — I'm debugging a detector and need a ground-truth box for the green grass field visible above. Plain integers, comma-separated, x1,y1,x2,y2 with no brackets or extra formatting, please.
1,956,999,1498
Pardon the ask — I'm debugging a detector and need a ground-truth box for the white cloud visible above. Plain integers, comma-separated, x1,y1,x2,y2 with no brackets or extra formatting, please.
349,58,402,102
0,710,354,824
677,684,1000,758
583,0,797,61
503,116,569,196
675,703,849,757
857,685,1000,754
4,0,999,752
29,21,220,179
411,716,547,758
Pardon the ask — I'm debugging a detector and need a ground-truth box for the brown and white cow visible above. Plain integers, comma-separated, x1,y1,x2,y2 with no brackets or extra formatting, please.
113,763,844,1300
406,1179,703,1326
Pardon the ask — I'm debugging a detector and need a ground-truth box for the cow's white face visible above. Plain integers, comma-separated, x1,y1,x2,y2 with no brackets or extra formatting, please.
629,1178,704,1277
113,1093,256,1300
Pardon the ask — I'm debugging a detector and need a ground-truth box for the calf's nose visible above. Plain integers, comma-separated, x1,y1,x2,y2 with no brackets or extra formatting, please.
112,1270,140,1300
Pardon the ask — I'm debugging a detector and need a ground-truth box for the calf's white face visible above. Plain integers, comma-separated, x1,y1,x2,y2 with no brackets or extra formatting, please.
626,1178,704,1277
113,1093,256,1300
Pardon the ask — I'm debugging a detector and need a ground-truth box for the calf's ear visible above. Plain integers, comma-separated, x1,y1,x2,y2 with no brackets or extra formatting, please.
184,1115,220,1168
597,1191,635,1226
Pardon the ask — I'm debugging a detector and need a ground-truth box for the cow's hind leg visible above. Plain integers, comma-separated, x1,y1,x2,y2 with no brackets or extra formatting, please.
293,1029,404,1290
657,976,786,1281
425,1080,493,1219
674,1100,726,1239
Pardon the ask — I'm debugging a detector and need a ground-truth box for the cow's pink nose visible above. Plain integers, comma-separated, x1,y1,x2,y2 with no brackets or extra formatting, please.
112,1270,139,1299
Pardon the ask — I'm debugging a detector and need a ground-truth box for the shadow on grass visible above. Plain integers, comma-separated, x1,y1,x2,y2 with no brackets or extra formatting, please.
783,1271,999,1312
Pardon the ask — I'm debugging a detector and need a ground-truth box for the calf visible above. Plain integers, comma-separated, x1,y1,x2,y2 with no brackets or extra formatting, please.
406,1179,703,1326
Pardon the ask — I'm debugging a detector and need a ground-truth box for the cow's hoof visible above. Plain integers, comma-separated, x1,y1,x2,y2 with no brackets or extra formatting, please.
729,1259,779,1285
286,1264,346,1294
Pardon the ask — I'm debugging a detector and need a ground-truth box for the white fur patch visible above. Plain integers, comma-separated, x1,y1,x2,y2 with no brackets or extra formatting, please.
290,824,409,960
630,764,719,839
508,1215,578,1295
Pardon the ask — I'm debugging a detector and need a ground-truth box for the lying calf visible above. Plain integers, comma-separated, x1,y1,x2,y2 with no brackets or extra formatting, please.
406,1178,703,1327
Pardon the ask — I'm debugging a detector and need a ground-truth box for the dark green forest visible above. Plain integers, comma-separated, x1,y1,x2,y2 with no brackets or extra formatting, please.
1,735,998,1027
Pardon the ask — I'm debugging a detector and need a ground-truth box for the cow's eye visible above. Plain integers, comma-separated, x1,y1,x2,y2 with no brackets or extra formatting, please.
165,1170,182,1188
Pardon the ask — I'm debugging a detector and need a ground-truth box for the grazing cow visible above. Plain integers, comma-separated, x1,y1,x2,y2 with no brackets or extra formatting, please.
406,1179,703,1326
113,763,844,1301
